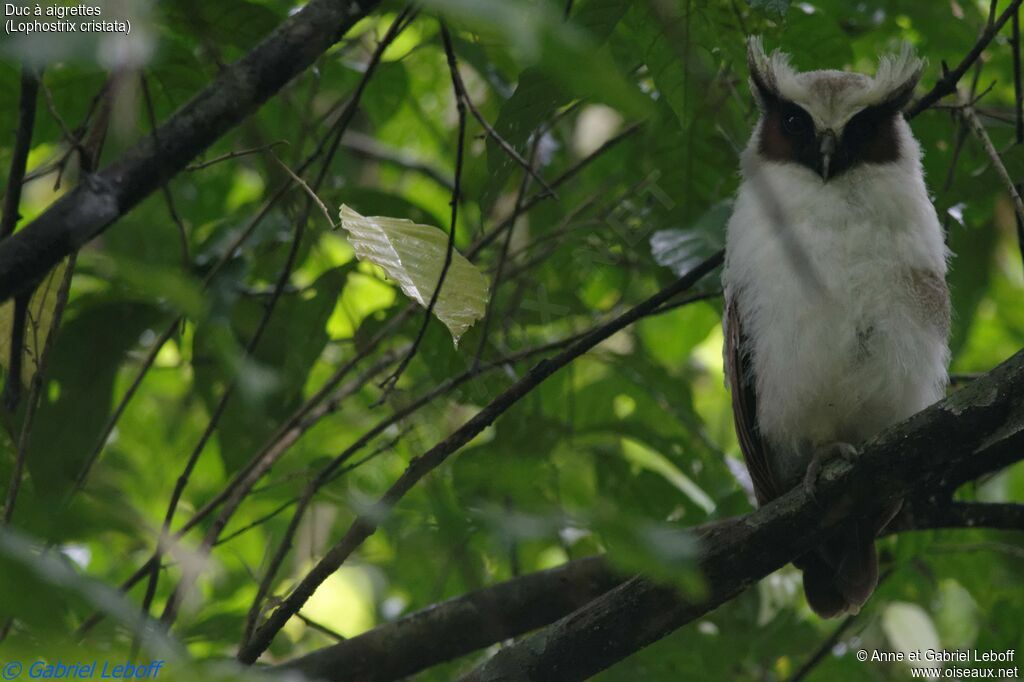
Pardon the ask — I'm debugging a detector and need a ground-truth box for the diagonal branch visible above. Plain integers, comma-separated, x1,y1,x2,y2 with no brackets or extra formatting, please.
905,0,1024,119
278,500,1023,681
461,349,1024,680
280,555,621,681
376,20,466,399
237,250,726,664
0,0,382,304
959,105,1024,227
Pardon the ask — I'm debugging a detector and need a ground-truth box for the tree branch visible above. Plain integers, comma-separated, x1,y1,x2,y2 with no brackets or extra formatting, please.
0,0,382,303
959,105,1024,227
279,555,622,681
1,66,40,240
461,352,1024,680
276,500,1022,681
237,250,726,663
905,0,1024,119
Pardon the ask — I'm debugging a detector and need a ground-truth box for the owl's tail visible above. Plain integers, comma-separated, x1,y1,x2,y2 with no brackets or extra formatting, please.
796,498,901,618
796,521,880,618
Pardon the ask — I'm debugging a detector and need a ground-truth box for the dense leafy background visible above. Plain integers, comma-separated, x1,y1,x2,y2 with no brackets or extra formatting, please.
1,0,1022,679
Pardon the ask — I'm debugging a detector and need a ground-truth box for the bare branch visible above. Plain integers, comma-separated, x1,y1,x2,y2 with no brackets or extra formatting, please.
377,20,466,399
280,556,621,681
1,67,40,240
959,105,1024,227
279,501,1023,681
0,0,383,303
905,0,1024,119
461,354,1024,680
237,250,725,663
340,131,454,189
185,142,289,171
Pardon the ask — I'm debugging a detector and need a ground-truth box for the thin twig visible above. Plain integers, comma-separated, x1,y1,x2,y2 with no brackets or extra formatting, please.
296,612,346,642
238,323,589,648
786,572,897,682
270,153,336,228
238,250,724,663
446,46,558,200
157,8,416,628
141,74,189,269
466,122,643,260
377,21,466,400
960,105,1024,227
238,353,403,645
906,0,1024,119
2,261,74,525
472,124,542,367
341,131,453,189
216,430,408,548
185,142,289,171
70,11,413,499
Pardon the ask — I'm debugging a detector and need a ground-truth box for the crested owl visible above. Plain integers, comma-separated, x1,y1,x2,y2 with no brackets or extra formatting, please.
722,38,950,617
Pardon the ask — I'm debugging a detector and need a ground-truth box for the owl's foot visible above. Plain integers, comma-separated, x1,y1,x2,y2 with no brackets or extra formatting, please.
803,441,859,506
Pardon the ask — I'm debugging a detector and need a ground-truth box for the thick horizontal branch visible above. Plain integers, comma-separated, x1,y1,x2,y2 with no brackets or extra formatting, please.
461,349,1024,680
278,556,622,682
893,499,1024,532
278,499,1022,681
0,0,381,302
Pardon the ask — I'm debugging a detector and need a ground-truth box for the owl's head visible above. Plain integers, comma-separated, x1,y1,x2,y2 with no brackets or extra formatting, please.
745,37,924,182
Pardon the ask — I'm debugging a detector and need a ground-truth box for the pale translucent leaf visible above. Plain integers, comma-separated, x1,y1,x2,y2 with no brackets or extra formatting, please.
934,579,979,649
650,201,730,277
883,602,942,677
0,259,68,387
338,204,489,344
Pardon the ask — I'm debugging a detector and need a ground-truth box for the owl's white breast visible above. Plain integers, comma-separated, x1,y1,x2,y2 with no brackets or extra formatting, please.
722,144,949,486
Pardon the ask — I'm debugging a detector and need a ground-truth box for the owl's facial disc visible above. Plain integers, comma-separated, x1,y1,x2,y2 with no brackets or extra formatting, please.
757,95,903,181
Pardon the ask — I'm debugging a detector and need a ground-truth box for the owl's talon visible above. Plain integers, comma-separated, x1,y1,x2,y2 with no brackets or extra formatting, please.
803,441,859,506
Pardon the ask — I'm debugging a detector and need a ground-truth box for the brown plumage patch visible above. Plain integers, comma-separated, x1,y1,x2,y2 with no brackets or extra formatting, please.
724,293,782,506
838,104,902,169
756,96,904,179
906,268,950,334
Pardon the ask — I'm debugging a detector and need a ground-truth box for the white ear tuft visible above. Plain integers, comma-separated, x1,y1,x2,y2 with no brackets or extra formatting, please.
872,42,926,108
746,36,799,107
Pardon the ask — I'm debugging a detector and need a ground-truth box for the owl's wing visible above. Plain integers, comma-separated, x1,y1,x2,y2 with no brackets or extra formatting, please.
724,293,781,506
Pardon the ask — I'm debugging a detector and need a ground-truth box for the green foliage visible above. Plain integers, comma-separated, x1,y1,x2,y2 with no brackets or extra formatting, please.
0,0,1021,679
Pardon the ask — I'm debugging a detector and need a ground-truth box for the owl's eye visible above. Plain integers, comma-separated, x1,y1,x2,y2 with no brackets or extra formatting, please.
782,112,809,135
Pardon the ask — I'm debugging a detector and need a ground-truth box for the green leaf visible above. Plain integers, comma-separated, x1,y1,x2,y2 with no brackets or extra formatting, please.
441,0,641,204
194,266,348,472
363,61,410,127
0,527,180,655
777,10,853,71
650,201,730,276
338,204,489,344
25,300,166,497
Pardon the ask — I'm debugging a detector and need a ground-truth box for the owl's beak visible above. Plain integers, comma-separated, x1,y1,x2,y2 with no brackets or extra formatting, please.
819,130,837,181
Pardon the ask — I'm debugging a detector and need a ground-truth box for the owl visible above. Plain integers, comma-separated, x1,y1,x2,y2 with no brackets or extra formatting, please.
722,38,950,617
